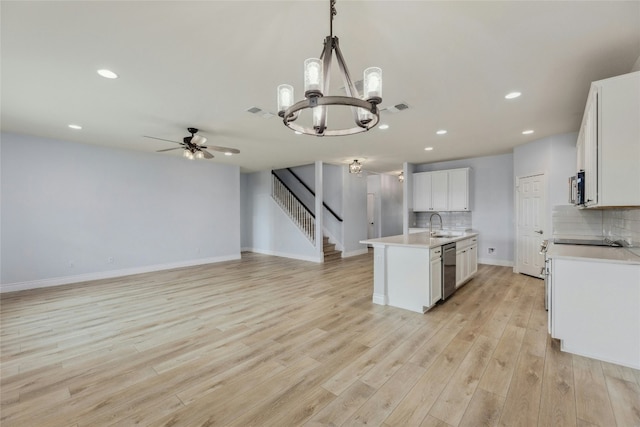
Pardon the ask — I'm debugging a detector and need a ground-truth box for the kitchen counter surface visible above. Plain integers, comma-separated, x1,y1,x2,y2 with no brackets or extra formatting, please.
360,230,479,249
547,242,640,265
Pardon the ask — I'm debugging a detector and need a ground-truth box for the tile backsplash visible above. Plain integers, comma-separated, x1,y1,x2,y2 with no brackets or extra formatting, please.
552,205,640,246
414,211,472,230
604,208,640,246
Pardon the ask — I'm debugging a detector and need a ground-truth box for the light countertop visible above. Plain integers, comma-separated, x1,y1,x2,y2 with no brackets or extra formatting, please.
547,243,640,265
360,231,479,249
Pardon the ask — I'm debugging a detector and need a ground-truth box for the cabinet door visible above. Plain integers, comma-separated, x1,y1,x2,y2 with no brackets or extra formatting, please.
467,245,477,277
413,172,432,211
583,86,598,206
456,249,465,286
448,168,469,211
430,257,442,304
431,171,448,211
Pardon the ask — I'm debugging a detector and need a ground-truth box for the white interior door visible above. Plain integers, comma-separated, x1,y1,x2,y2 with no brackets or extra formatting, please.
517,173,546,277
367,193,376,239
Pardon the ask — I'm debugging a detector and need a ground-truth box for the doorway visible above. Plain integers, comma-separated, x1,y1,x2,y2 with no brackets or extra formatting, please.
516,173,546,277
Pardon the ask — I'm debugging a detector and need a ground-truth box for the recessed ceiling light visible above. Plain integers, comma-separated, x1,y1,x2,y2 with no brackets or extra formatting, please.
224,152,233,156
424,147,434,151
436,129,447,135
68,124,82,130
522,130,534,135
97,69,118,79
294,131,302,135
505,91,521,99
378,124,389,130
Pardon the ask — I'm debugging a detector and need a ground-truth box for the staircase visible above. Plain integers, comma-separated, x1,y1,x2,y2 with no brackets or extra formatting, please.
323,236,342,262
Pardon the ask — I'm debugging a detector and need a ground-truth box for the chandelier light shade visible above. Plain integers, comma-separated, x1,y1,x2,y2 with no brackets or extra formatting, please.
277,0,383,136
349,160,362,174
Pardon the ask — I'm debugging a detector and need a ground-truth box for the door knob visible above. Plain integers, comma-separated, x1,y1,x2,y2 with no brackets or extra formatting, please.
534,230,543,234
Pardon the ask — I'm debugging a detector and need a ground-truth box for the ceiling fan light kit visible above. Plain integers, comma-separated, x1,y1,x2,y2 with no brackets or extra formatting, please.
277,0,382,137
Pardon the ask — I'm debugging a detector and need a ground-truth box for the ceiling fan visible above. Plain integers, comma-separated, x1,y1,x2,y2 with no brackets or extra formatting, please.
144,128,240,160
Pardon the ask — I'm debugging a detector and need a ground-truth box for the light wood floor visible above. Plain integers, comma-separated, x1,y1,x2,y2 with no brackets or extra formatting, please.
1,252,639,427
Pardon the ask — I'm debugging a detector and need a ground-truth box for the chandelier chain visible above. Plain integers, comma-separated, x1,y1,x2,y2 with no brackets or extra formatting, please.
330,0,336,38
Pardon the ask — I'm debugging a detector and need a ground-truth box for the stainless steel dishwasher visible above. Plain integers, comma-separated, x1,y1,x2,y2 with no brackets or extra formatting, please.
442,242,457,300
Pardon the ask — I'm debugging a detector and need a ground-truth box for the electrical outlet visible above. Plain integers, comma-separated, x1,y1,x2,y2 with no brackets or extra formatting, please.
488,248,495,254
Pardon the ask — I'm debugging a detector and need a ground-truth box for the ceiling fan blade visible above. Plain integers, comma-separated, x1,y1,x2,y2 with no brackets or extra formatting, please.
206,145,241,154
201,150,215,159
191,134,207,145
156,147,183,153
144,135,181,144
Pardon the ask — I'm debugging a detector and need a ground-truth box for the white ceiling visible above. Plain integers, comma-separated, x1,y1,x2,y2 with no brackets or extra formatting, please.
2,1,639,174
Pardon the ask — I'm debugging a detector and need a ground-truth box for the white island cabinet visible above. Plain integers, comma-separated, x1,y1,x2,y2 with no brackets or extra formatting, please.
548,244,640,369
361,231,478,314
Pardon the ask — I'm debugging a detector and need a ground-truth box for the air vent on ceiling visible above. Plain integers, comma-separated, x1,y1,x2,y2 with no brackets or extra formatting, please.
381,102,409,113
246,106,276,119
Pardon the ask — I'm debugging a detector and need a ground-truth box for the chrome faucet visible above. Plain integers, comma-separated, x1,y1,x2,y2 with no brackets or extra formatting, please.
429,213,443,236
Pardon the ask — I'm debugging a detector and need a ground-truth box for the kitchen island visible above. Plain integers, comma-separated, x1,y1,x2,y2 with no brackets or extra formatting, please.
360,231,479,313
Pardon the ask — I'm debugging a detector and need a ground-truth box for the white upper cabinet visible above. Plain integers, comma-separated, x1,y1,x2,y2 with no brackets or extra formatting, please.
413,172,432,211
412,168,470,212
448,168,469,211
578,71,640,208
431,171,449,211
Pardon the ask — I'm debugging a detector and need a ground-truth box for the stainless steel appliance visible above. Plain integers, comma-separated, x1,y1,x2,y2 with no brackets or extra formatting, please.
540,239,550,310
568,170,585,205
442,242,456,300
553,237,623,247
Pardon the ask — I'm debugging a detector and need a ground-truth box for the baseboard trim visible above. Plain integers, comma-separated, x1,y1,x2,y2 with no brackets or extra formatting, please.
372,293,388,306
478,258,514,267
342,248,369,258
245,248,322,263
0,255,241,294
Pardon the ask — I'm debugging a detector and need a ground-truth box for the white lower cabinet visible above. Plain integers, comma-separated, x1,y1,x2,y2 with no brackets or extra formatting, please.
383,245,443,313
550,257,640,369
430,247,443,304
456,236,478,287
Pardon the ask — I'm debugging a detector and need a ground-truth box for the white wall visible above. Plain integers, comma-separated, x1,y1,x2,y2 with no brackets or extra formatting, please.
415,153,514,266
1,133,241,291
241,170,319,261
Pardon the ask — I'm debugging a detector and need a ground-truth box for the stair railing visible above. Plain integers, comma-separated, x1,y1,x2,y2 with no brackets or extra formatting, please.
271,172,316,244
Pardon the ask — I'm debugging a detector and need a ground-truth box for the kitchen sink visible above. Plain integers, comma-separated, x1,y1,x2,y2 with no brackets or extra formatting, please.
431,230,464,238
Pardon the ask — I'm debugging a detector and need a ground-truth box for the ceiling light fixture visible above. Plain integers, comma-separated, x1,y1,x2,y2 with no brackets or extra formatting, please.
505,91,521,99
436,129,447,135
398,171,405,182
378,124,389,130
68,124,82,130
277,0,382,136
424,147,434,151
349,159,363,174
522,129,534,135
97,69,118,79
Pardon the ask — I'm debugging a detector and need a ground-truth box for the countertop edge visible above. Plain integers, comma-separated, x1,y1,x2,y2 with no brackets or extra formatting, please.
360,231,479,249
547,243,640,265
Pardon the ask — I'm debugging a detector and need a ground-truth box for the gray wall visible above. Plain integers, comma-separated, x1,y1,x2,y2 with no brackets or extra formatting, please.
415,153,515,266
1,133,241,291
513,132,578,239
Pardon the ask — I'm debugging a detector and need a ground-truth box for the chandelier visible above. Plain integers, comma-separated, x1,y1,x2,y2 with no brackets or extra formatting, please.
349,160,363,174
277,0,382,136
